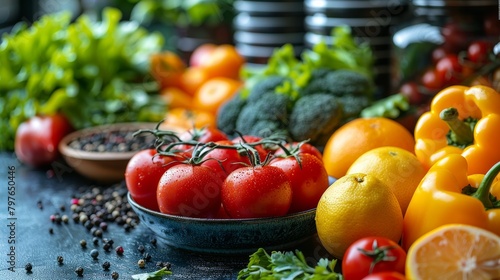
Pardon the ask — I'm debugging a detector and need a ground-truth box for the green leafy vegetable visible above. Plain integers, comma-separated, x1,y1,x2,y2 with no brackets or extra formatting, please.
131,267,172,280
0,7,166,150
238,248,343,280
360,93,411,119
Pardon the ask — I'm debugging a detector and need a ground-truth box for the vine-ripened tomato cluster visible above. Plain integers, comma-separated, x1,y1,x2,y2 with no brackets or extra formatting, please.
125,125,329,219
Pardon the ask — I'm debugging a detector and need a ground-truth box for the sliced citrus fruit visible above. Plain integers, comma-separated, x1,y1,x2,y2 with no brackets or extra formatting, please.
406,223,500,280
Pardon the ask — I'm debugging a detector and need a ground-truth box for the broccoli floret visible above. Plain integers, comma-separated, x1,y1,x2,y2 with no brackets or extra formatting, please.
246,75,289,102
301,69,374,98
217,91,247,137
337,95,372,122
235,92,292,139
288,93,342,147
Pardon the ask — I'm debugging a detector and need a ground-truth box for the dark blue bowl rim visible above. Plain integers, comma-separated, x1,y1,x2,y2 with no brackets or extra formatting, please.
127,192,316,224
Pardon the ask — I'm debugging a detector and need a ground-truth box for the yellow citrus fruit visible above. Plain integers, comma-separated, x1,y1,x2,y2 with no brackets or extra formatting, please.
406,223,500,280
315,173,403,259
347,146,427,215
322,117,415,179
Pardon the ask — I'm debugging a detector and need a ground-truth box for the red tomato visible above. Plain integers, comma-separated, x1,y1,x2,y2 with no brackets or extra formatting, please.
467,41,492,64
157,164,223,218
420,68,443,91
125,149,184,212
177,126,229,152
270,153,329,213
342,237,407,280
274,142,323,161
221,165,292,219
398,82,424,106
200,140,251,181
361,272,407,280
431,47,448,64
231,135,272,161
15,114,73,168
435,54,463,84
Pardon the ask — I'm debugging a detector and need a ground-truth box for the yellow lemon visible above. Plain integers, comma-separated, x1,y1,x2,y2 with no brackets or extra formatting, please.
315,173,403,259
347,146,427,215
406,223,500,280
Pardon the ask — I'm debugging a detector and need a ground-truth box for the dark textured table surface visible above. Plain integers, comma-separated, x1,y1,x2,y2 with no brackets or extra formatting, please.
0,152,329,280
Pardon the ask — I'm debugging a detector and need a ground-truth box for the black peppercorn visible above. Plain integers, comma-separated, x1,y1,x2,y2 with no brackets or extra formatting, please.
102,261,111,270
49,228,54,234
75,266,84,276
57,256,64,265
103,242,111,251
90,249,99,260
93,237,99,245
25,263,33,273
80,239,87,248
143,253,151,261
111,271,119,279
150,237,157,246
137,245,145,253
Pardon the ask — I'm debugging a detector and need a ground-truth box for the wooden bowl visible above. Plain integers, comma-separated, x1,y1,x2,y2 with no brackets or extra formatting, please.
58,122,159,184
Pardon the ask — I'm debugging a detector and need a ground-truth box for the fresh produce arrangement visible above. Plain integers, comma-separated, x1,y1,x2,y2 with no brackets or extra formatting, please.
0,7,166,156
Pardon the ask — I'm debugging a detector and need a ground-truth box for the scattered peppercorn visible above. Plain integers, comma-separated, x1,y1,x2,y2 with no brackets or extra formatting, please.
102,261,111,270
60,205,66,211
103,242,111,252
25,263,33,273
156,261,172,270
37,200,43,210
137,245,145,253
111,271,119,279
150,237,157,246
93,237,99,245
75,266,84,276
90,249,99,260
80,239,87,248
61,215,69,223
115,246,124,255
138,259,145,268
57,256,64,265
143,252,152,261
49,228,54,234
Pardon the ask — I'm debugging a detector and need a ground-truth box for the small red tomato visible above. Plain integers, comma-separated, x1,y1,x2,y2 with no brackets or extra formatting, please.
420,68,443,91
467,40,492,64
15,114,73,168
435,54,463,84
398,82,424,105
274,142,323,161
270,153,329,213
342,236,407,280
157,164,223,218
125,149,184,211
221,165,292,219
361,272,407,280
176,126,229,152
200,140,251,181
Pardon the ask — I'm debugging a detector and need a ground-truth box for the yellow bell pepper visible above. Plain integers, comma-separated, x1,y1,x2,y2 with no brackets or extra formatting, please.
414,85,500,174
402,154,500,251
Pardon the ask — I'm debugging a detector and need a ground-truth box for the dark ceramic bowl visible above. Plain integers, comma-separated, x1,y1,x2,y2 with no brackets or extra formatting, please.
128,192,317,255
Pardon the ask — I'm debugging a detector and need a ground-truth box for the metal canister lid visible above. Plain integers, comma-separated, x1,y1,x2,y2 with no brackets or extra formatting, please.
412,0,497,6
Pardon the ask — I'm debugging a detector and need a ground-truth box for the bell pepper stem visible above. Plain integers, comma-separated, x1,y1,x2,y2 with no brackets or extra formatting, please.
440,107,474,146
472,161,500,209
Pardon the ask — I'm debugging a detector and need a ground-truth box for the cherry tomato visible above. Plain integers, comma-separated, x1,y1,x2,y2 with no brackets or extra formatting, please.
179,126,229,144
231,135,273,161
420,68,443,91
441,22,469,52
342,236,407,280
221,165,292,219
125,149,184,212
157,164,223,218
435,54,463,85
200,140,251,181
274,142,323,161
467,41,492,64
399,82,424,105
361,272,407,280
431,47,448,64
483,13,500,37
15,114,73,168
270,153,329,213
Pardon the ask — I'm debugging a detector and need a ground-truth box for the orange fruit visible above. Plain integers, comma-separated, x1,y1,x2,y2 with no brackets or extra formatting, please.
150,51,186,89
160,107,216,131
315,173,403,259
194,77,242,115
180,67,211,96
406,223,500,280
322,117,416,179
160,87,194,110
199,44,245,80
347,146,427,215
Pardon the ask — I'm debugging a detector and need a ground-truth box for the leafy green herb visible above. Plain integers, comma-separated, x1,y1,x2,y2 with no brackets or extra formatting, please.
238,248,343,280
360,93,411,119
131,267,172,280
0,8,166,150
